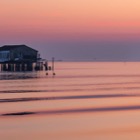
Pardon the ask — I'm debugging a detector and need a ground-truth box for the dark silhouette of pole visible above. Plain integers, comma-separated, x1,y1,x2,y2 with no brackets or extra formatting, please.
52,57,55,75
45,61,49,75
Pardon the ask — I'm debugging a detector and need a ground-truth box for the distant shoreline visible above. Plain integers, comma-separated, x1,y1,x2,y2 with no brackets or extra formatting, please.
48,60,140,62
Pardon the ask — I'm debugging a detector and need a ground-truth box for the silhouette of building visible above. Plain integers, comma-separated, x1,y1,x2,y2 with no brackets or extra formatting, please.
0,45,45,71
0,45,38,63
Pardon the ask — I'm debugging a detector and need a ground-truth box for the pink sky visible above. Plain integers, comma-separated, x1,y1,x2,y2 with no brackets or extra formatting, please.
1,0,140,40
0,0,140,60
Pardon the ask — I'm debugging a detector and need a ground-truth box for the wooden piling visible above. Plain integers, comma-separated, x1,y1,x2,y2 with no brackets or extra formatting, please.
0,60,49,72
52,57,56,75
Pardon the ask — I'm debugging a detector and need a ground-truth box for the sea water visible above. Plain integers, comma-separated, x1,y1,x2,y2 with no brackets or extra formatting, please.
0,62,140,140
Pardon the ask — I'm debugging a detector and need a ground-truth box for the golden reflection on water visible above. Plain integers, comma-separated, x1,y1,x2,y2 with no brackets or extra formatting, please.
1,62,140,140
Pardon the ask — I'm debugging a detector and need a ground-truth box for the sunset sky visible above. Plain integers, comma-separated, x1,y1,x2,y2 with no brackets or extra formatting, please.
1,0,140,61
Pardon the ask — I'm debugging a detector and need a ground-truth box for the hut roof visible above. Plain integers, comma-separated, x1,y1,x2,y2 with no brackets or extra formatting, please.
0,45,38,52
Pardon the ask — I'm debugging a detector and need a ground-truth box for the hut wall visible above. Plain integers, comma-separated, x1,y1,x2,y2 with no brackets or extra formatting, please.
0,51,10,62
10,46,38,62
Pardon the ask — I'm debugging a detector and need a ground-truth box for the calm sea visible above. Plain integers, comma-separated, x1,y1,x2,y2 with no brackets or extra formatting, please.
1,62,140,140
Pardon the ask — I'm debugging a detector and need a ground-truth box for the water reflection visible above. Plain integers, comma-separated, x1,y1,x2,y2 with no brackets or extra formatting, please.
1,62,140,140
0,93,140,103
0,72,39,80
2,105,140,116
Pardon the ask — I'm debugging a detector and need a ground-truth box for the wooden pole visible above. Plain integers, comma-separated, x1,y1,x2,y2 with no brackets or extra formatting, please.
52,57,55,75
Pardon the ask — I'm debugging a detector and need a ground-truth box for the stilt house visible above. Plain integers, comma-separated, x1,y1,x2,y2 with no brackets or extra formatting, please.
0,45,42,71
0,45,38,63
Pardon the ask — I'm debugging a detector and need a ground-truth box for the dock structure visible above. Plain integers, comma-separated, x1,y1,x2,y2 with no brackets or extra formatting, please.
0,45,48,72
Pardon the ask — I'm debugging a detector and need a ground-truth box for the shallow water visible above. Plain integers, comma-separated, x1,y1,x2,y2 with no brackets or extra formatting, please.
1,62,140,140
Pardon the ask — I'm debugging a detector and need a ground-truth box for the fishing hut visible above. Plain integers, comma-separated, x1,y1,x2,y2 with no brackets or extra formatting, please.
0,45,47,72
